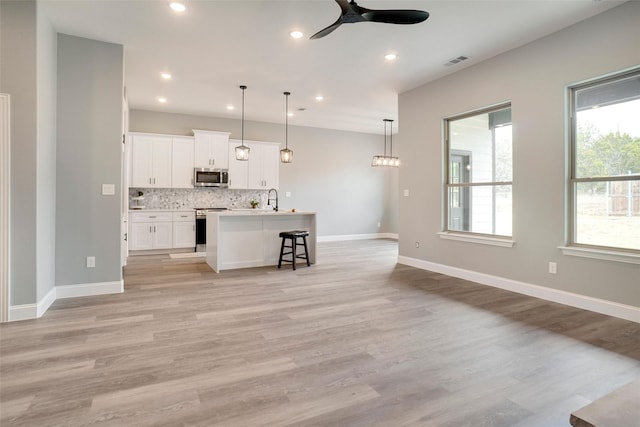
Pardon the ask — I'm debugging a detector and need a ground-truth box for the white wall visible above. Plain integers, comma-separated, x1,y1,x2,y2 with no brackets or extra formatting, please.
398,2,640,308
130,110,399,237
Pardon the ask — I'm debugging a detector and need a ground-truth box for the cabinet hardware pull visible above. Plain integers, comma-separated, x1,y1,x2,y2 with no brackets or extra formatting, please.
153,226,156,232
149,226,152,233
149,215,156,218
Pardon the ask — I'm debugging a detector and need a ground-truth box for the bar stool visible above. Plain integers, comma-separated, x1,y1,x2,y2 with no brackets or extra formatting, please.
278,230,310,270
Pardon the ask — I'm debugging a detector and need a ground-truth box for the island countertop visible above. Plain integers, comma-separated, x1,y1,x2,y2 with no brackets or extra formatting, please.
206,210,316,272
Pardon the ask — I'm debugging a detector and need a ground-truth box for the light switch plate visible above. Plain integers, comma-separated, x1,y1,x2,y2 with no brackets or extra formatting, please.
285,192,291,197
102,184,115,195
403,189,410,197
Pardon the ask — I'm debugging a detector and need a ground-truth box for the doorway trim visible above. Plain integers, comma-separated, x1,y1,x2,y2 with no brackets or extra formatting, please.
1,93,11,322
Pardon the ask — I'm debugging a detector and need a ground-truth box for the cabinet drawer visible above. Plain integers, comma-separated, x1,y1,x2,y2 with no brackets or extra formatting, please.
173,211,195,222
130,211,172,222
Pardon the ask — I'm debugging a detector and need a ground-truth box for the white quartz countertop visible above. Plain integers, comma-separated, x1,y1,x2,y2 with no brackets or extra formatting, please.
129,209,194,213
209,209,315,216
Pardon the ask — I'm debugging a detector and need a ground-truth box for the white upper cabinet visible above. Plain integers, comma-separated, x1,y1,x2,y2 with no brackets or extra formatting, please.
172,136,195,188
228,140,280,190
131,134,172,188
194,130,231,169
247,141,280,190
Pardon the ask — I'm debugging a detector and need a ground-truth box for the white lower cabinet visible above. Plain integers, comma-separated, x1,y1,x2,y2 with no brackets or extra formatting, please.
129,211,195,251
129,211,173,250
172,211,196,248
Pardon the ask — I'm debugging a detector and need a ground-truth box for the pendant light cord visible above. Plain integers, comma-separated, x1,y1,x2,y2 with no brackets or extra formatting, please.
285,92,289,149
241,86,245,145
389,120,393,157
383,120,387,156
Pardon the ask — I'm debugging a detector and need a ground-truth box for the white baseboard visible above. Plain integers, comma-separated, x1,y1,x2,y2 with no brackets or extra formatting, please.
9,280,123,322
318,233,398,242
397,256,640,323
9,285,56,321
56,280,123,299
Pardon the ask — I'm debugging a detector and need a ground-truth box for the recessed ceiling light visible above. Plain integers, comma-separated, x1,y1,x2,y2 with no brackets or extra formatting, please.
226,105,235,111
157,97,167,103
290,31,304,39
160,72,172,80
169,2,186,12
384,53,398,61
315,95,324,101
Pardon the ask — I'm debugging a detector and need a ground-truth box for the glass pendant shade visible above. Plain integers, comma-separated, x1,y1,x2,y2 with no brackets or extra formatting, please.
235,85,250,161
280,148,293,163
235,144,250,161
280,91,293,163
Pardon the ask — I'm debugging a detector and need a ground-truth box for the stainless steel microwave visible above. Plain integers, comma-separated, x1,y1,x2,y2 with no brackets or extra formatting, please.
194,168,229,187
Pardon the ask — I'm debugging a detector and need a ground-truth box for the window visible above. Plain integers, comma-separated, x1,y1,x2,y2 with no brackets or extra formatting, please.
444,104,513,238
569,69,640,252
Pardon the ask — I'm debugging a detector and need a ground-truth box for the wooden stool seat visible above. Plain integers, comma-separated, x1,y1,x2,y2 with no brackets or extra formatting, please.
278,231,310,270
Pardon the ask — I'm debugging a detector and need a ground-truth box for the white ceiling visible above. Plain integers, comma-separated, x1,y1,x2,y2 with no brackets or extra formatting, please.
39,0,624,135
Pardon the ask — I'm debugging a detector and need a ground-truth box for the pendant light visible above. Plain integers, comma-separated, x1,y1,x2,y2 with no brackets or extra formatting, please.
280,91,293,163
235,85,250,161
371,119,399,167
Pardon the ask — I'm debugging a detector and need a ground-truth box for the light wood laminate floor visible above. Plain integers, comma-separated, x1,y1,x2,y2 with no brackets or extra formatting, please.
1,239,639,426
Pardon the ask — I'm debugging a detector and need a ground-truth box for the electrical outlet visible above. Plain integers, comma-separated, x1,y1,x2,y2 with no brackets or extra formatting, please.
415,241,420,248
403,189,410,197
285,192,291,197
548,262,557,274
377,222,381,228
86,256,96,268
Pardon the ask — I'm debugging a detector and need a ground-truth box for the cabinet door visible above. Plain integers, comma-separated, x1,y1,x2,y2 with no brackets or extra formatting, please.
194,134,212,168
130,222,153,250
172,137,194,188
131,136,154,187
210,134,229,169
173,221,196,248
246,142,264,189
152,137,173,188
153,222,173,249
228,141,248,189
246,142,280,189
261,143,280,189
195,133,230,169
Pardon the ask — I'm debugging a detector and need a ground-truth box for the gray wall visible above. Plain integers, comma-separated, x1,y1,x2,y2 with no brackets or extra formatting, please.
1,1,39,305
36,1,57,302
130,110,399,237
56,34,123,286
398,2,640,307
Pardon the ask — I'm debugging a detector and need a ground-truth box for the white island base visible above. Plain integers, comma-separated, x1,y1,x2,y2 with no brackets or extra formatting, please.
206,210,317,273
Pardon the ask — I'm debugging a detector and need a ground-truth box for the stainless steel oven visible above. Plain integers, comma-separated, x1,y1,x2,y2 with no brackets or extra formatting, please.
195,208,227,252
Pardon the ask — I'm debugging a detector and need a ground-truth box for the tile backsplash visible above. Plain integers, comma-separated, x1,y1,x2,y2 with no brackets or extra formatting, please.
129,188,270,210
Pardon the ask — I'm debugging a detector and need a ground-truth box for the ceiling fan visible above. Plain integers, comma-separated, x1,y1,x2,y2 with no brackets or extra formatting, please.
310,0,429,39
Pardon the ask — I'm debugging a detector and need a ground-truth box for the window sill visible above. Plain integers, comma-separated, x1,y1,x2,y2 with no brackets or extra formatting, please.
438,232,515,248
559,246,640,265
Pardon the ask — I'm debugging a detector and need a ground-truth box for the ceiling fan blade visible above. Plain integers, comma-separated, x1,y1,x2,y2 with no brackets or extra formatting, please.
362,9,429,25
310,17,343,39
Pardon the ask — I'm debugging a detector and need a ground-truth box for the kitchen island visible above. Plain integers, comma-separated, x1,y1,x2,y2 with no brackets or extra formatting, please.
206,210,316,272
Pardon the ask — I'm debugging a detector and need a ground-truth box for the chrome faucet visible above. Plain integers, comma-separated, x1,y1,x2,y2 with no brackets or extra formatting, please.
267,188,278,212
